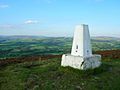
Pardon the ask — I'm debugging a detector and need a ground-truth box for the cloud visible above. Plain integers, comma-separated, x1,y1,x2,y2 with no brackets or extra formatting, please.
0,24,14,29
78,0,104,2
24,20,39,24
95,0,104,2
0,24,22,29
43,0,56,4
88,0,104,2
0,4,9,8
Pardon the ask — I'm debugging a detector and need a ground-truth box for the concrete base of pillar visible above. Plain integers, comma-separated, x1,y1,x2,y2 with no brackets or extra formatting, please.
61,54,101,70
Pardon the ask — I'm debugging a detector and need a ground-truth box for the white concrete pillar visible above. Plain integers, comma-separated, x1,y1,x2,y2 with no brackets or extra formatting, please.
61,24,101,70
71,24,92,57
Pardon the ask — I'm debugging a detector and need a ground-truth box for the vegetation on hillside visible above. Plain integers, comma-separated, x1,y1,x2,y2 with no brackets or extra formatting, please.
0,36,120,59
0,57,120,90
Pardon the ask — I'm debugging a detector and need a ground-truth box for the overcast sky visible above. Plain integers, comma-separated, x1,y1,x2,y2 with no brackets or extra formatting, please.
0,0,120,37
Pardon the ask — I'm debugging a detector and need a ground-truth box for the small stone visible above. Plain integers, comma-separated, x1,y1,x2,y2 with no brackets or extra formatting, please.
75,85,82,90
81,83,84,86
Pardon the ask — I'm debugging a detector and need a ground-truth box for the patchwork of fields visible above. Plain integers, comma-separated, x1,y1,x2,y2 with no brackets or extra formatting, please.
0,36,120,59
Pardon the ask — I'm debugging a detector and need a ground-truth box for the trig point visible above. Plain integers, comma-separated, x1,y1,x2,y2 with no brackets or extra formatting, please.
61,24,101,70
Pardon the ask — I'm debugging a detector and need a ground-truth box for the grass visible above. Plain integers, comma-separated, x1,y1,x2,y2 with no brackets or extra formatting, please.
0,58,120,90
1,36,120,59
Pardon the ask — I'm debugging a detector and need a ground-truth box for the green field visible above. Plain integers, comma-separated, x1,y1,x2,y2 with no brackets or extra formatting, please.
0,58,120,90
0,36,120,59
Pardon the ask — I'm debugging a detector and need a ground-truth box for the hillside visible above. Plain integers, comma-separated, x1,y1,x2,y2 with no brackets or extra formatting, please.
0,56,120,90
0,35,120,90
0,36,120,59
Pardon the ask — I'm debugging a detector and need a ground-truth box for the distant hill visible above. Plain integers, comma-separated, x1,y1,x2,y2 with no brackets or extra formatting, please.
0,35,120,59
0,35,47,39
92,36,120,41
0,35,120,40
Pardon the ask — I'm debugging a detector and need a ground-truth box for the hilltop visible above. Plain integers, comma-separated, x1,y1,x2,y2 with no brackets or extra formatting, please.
0,56,120,90
0,35,120,89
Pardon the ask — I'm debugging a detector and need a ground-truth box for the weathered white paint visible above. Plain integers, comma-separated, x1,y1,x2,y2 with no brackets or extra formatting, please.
61,54,101,70
61,24,101,70
71,24,92,57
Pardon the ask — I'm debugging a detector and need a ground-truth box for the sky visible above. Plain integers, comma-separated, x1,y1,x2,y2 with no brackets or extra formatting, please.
0,0,120,37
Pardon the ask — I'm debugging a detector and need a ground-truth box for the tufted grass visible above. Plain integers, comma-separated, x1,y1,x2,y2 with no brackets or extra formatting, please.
0,58,120,90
